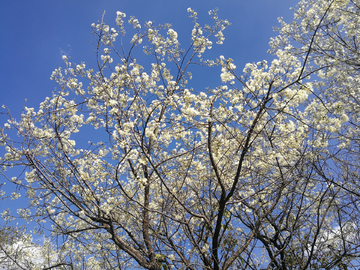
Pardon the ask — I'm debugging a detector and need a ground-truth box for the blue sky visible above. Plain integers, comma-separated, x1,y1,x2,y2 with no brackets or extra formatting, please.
1,0,298,112
0,0,298,223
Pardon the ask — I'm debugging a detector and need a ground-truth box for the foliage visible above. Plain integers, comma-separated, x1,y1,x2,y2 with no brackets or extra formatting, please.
0,225,58,270
1,1,360,269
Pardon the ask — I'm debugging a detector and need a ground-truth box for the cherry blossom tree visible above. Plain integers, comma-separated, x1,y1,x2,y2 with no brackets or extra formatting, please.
1,1,360,269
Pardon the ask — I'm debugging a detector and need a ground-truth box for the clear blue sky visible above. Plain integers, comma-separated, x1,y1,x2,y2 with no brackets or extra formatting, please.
0,0,298,220
1,0,298,112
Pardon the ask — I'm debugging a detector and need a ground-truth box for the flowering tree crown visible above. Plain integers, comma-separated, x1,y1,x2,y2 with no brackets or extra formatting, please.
1,1,360,269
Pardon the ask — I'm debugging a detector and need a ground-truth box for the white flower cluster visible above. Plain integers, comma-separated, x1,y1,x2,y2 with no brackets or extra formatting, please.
219,55,236,83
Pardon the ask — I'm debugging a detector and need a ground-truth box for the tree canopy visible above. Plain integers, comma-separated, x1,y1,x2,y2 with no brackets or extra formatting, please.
1,0,360,269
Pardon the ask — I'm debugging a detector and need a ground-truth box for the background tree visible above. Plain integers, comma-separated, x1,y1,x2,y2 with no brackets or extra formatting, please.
0,225,57,270
0,1,360,269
